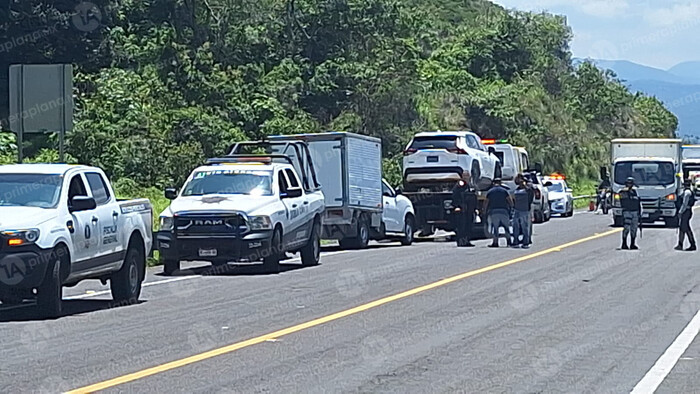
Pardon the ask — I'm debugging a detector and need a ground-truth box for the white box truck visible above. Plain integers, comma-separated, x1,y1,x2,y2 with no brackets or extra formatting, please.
610,138,683,227
270,132,384,249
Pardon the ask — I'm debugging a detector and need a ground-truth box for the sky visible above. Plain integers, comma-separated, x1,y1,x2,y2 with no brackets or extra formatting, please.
491,0,700,70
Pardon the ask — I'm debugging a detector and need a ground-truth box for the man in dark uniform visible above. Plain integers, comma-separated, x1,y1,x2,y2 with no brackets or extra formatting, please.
619,177,642,250
452,172,477,247
676,179,696,251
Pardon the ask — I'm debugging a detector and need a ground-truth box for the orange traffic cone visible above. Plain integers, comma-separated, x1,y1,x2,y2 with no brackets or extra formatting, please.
589,200,595,211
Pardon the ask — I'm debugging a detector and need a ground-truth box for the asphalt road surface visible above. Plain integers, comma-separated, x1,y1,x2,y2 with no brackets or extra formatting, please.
1,211,700,393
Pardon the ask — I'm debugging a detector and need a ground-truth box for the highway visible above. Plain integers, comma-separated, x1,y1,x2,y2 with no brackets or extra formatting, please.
1,211,700,393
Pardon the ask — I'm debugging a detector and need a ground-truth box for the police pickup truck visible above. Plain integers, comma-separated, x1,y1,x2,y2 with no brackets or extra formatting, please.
158,140,325,274
0,164,153,317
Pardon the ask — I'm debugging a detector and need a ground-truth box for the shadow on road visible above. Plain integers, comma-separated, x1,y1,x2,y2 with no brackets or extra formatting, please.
0,299,146,323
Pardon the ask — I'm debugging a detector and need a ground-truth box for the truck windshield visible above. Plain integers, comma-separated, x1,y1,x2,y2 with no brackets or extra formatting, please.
0,174,63,208
182,170,273,196
614,161,675,186
409,136,457,150
547,182,565,193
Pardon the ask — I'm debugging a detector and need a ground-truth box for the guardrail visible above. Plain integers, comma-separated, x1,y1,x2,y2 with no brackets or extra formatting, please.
573,194,595,201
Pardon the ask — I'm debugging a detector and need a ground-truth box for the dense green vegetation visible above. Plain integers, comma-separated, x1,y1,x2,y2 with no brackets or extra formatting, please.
1,0,678,197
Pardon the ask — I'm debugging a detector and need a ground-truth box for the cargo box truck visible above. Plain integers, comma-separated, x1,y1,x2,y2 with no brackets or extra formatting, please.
609,138,683,227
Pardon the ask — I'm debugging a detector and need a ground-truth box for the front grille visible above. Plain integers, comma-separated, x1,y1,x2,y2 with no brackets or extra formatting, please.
175,213,248,237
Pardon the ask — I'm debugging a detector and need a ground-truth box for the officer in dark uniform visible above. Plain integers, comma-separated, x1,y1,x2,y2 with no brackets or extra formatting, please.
452,172,477,247
619,177,642,250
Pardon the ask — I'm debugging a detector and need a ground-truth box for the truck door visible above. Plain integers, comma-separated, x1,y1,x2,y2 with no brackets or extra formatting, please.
283,169,310,246
66,174,100,264
85,172,123,261
381,181,401,232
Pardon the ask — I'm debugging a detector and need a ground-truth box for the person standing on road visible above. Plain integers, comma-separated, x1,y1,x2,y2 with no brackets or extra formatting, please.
675,179,697,251
512,175,535,249
484,178,513,248
452,172,477,247
619,177,641,250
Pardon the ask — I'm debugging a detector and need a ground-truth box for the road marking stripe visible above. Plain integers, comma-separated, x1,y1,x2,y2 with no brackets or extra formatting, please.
65,228,620,393
631,308,700,394
63,251,349,300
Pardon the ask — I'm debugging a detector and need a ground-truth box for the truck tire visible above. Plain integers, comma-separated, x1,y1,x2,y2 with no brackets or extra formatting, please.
262,228,282,273
111,243,144,304
400,215,415,246
163,259,180,276
613,215,623,227
37,249,64,318
301,219,321,266
534,209,544,224
665,216,679,228
340,217,370,249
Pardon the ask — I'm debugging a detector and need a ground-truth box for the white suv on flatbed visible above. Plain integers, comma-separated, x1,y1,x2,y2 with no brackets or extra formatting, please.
0,164,153,317
158,144,325,274
403,131,501,191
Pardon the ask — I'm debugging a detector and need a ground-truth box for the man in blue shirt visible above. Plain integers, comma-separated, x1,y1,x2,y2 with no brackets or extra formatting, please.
484,178,513,248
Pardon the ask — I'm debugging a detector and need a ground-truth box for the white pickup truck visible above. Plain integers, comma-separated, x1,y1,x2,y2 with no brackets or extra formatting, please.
158,141,325,274
0,164,153,317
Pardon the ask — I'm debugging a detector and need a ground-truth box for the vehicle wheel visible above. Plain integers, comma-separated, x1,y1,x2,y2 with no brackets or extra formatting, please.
301,219,321,266
111,243,144,304
37,249,64,318
613,215,623,227
471,163,481,190
347,217,371,249
262,228,282,274
400,215,415,246
163,259,180,276
545,207,551,222
602,201,610,215
665,216,679,228
534,209,544,224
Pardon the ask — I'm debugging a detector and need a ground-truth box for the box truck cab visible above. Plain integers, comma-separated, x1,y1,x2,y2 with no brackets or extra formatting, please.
610,139,683,227
682,145,700,193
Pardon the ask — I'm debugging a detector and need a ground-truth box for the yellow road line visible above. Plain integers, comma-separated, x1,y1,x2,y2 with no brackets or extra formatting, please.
66,228,621,393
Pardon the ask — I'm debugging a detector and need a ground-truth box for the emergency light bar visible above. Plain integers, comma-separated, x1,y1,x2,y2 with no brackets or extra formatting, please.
548,173,566,180
482,139,509,145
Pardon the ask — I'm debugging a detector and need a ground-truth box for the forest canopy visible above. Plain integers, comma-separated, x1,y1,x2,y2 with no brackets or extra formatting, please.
0,0,678,188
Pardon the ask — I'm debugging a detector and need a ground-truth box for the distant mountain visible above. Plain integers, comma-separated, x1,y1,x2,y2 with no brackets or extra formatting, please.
579,58,700,136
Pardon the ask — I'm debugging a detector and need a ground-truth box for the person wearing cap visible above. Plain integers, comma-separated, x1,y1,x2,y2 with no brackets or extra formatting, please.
451,172,477,247
512,174,535,249
484,178,513,248
619,176,642,250
676,179,696,251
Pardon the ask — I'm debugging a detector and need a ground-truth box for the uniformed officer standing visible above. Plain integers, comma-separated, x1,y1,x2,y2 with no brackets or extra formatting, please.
619,177,642,250
675,179,696,251
452,172,477,247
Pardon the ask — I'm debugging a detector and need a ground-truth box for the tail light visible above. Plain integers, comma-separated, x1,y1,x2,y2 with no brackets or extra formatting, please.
535,189,542,199
447,148,468,154
403,148,417,156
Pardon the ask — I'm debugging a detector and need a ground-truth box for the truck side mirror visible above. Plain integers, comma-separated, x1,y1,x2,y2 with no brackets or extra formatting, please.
543,181,553,187
165,188,178,200
70,196,97,213
282,188,303,199
488,146,496,155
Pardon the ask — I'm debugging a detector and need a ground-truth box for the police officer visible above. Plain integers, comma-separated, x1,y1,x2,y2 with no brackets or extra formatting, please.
675,179,696,251
452,172,477,247
619,177,642,250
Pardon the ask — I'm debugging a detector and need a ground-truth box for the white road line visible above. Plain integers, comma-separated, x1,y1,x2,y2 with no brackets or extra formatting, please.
631,308,700,394
64,250,349,300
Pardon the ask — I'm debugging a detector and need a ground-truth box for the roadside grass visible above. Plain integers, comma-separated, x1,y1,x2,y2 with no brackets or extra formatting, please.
570,178,597,209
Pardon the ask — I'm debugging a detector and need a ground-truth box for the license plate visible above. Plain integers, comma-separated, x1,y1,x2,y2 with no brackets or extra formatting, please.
427,156,439,163
199,248,218,257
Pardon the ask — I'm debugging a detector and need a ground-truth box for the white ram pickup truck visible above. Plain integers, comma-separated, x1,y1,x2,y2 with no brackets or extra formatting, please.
158,141,325,274
0,164,153,317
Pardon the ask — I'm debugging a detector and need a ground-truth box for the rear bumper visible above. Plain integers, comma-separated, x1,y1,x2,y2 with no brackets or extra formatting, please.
158,231,273,263
0,246,53,291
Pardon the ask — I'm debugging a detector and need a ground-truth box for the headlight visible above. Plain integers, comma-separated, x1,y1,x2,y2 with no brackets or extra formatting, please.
160,217,174,231
2,229,40,246
248,216,272,230
665,194,676,201
614,193,620,201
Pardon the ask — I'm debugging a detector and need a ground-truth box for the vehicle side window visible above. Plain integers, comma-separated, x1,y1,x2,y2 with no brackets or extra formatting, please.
85,172,111,205
521,153,529,170
278,170,290,194
284,169,300,188
466,136,480,150
67,175,88,206
382,181,394,197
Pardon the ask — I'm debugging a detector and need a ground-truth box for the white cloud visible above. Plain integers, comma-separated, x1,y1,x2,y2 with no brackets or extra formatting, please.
644,2,700,27
580,0,630,18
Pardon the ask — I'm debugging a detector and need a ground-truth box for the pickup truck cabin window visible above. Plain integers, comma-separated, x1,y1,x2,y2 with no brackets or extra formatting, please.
68,174,89,202
85,172,111,205
382,181,394,197
284,169,301,189
278,170,290,194
0,174,62,208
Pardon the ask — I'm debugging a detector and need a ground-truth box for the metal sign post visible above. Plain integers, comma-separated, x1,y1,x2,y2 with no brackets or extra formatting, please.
9,64,73,163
